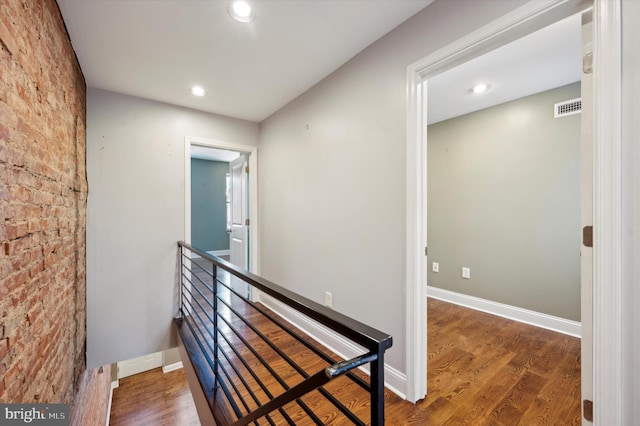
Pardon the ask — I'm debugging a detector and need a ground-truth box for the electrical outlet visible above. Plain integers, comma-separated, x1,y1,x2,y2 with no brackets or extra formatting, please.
325,291,333,308
432,262,439,273
462,267,470,279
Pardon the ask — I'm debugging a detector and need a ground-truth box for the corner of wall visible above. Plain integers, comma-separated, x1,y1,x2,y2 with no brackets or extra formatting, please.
70,365,113,426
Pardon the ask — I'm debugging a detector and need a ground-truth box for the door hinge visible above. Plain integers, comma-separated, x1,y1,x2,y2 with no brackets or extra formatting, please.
425,247,428,256
583,45,593,74
583,225,593,248
583,399,593,421
245,218,250,226
245,165,249,173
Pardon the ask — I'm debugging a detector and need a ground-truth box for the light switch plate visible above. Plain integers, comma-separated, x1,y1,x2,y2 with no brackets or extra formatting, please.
325,291,333,308
462,267,470,279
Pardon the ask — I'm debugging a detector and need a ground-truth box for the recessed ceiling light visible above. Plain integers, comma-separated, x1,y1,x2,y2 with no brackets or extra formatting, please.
469,84,489,94
228,1,254,23
191,86,206,97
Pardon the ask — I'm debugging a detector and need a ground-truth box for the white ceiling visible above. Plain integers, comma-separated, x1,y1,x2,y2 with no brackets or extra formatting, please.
57,0,433,123
428,13,582,125
57,1,581,126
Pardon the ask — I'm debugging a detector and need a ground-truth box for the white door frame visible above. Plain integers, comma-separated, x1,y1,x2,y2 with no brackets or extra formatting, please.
405,1,622,423
184,135,260,274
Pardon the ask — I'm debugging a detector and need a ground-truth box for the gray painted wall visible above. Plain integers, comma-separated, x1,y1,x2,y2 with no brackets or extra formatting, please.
258,0,529,373
82,1,640,415
191,159,229,252
82,1,640,417
427,83,581,321
86,88,258,368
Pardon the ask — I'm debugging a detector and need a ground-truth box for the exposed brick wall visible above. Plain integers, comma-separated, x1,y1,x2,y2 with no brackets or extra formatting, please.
69,364,112,426
0,0,107,420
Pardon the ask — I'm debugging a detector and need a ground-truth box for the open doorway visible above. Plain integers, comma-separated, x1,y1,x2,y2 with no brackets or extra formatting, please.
407,1,623,423
190,146,240,260
403,0,604,409
425,13,583,326
421,10,588,423
184,136,259,274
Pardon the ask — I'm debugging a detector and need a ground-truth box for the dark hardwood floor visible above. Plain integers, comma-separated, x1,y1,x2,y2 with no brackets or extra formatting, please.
109,368,200,426
385,298,581,425
109,298,581,425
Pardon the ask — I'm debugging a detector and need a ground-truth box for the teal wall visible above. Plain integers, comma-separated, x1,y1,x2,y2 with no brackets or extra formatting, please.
191,159,229,252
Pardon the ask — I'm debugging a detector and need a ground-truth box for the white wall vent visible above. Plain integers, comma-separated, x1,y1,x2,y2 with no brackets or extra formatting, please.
554,97,582,118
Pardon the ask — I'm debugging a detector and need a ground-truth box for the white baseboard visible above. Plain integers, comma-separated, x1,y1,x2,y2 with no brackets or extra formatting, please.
117,352,163,379
258,294,407,399
162,362,184,373
427,286,581,338
382,364,407,400
106,380,118,426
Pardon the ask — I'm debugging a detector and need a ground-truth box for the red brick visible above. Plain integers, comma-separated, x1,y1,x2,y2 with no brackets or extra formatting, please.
2,270,28,293
0,122,10,142
0,183,8,200
0,0,103,415
28,260,43,278
4,360,24,389
9,253,27,271
5,223,17,240
16,222,27,238
4,237,28,256
0,8,20,58
0,338,8,361
0,142,9,163
11,287,28,308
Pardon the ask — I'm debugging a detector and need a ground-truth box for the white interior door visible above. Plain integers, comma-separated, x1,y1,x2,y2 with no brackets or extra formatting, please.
229,154,248,269
580,10,593,424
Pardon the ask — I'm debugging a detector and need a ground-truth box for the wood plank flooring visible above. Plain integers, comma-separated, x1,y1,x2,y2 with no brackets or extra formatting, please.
180,259,378,424
385,298,581,425
110,298,581,425
109,368,200,426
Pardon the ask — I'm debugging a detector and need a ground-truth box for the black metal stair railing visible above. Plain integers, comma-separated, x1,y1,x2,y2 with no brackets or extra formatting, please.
175,241,393,426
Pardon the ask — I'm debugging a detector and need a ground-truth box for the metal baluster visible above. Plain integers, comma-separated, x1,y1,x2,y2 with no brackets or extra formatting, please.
177,241,392,425
212,263,219,391
371,348,385,426
179,246,184,320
